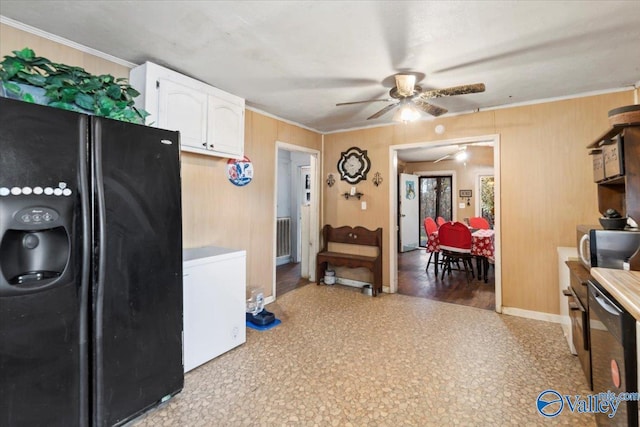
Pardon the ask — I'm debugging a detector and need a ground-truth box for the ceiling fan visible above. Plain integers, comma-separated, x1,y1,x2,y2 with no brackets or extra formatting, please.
433,145,467,163
336,74,485,121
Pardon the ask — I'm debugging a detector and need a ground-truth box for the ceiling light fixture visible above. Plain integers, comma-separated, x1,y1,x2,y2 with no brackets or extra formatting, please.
393,102,421,123
455,146,468,162
455,151,468,161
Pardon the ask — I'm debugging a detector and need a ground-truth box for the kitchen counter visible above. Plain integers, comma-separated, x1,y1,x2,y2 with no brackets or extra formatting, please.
591,267,640,319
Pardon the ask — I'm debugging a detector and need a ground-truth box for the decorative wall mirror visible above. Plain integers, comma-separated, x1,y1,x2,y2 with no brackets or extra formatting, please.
337,146,371,184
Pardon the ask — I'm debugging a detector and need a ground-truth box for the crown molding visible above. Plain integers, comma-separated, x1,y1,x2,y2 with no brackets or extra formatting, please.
1,15,137,69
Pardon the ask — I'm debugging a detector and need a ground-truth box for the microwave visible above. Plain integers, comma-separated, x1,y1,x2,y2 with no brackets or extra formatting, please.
577,225,640,270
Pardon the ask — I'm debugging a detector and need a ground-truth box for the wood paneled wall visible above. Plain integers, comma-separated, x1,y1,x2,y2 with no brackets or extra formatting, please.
324,92,634,314
181,111,321,297
1,23,322,300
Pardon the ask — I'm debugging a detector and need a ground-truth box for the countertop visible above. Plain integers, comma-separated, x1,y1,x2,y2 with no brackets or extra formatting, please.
591,267,640,320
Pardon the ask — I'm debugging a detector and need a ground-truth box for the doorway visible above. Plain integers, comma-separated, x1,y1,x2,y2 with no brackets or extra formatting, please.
273,142,320,300
388,134,502,312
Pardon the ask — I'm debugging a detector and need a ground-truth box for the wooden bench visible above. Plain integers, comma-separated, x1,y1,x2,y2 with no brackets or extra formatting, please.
316,225,383,296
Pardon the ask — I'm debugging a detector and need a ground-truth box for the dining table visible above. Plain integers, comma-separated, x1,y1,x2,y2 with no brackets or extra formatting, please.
426,228,495,282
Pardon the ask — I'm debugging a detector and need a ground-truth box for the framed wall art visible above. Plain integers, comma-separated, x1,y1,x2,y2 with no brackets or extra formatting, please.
337,146,371,184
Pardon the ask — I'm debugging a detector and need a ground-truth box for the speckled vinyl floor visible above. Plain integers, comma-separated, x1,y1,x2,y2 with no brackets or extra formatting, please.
131,284,595,426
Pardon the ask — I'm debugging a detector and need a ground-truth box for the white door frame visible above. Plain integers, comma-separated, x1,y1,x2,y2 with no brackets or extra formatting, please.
388,134,502,313
273,142,321,302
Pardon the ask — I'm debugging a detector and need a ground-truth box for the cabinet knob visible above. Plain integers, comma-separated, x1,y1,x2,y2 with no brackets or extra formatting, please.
209,144,214,149
202,142,207,147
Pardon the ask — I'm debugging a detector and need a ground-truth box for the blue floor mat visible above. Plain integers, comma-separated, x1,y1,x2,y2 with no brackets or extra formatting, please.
246,318,281,331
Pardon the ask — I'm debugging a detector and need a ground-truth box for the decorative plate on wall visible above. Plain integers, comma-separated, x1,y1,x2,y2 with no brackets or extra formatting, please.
227,156,254,186
337,146,371,184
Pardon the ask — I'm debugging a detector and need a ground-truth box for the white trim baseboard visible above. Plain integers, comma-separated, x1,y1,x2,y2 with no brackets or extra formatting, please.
501,307,564,324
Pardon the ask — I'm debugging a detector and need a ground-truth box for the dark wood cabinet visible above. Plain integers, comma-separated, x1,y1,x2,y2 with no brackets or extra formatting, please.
589,125,640,269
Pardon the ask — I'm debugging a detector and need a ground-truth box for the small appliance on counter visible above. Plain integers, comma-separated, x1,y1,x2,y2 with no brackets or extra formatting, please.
577,225,640,270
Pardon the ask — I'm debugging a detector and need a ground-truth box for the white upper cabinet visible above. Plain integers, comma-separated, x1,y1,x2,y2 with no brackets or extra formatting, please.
207,94,244,158
130,62,244,159
158,79,208,151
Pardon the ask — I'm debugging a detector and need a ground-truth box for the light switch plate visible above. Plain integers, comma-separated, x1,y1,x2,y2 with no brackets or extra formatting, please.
361,201,367,210
459,203,465,209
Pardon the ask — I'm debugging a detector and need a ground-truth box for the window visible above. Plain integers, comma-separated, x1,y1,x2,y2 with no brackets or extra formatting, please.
479,175,495,227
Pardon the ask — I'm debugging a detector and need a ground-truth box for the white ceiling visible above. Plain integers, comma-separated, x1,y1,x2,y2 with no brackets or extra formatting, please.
1,1,639,135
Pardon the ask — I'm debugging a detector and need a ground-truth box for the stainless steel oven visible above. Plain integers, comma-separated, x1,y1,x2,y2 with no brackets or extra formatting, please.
589,279,638,426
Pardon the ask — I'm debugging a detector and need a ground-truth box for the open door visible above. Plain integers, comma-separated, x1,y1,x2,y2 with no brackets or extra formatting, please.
399,173,419,252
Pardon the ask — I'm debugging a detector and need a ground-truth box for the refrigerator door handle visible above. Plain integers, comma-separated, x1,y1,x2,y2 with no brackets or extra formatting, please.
77,115,91,427
92,117,107,425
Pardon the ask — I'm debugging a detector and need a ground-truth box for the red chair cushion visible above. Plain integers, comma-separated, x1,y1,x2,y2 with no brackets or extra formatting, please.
439,221,472,253
424,217,438,235
469,217,490,229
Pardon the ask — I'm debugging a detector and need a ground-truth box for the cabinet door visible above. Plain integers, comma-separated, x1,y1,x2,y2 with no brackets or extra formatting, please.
207,94,244,158
158,79,208,152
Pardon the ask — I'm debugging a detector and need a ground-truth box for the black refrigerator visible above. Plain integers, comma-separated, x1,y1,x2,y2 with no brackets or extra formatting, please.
0,97,184,427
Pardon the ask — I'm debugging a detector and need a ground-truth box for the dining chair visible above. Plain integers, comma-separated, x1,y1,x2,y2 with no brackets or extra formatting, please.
436,216,446,227
424,217,440,271
469,216,490,229
438,221,475,283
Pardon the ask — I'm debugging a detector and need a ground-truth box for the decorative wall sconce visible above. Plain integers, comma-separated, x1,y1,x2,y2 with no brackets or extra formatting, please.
326,173,335,187
372,172,383,187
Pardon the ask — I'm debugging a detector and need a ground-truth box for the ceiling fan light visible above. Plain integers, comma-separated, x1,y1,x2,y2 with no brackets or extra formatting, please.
393,104,421,123
455,151,468,161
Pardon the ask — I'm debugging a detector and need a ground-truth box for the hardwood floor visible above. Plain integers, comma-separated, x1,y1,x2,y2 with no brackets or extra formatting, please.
276,262,311,297
397,248,495,311
277,250,495,310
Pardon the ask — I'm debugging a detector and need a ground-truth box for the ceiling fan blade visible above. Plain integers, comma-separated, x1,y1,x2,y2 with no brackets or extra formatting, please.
336,98,392,106
420,83,486,99
433,153,452,163
395,74,416,97
434,146,467,163
367,103,399,120
414,99,448,117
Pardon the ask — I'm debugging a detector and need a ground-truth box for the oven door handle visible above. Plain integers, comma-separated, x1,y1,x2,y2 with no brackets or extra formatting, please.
590,287,621,317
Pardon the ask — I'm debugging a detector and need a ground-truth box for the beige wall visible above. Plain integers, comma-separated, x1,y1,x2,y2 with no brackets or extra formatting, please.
324,91,635,314
404,146,494,222
1,23,322,300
